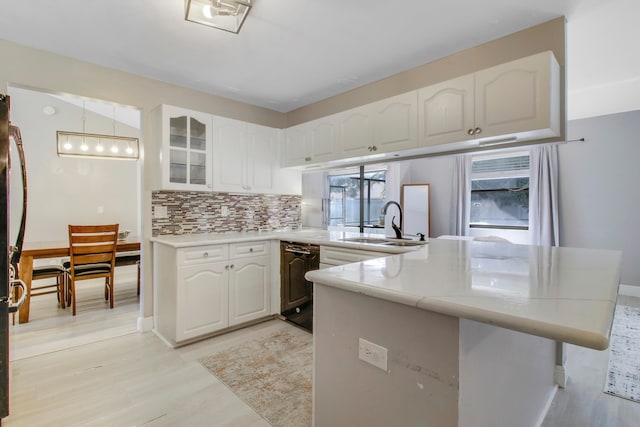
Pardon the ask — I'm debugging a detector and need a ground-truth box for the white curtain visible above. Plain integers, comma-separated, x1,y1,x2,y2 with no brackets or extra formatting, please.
529,145,560,246
450,155,472,236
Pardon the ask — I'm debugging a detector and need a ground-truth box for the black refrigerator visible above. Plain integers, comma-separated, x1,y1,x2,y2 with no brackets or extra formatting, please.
1,94,27,423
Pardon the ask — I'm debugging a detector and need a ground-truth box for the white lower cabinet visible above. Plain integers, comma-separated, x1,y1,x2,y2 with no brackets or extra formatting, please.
154,241,270,347
176,261,229,342
228,256,269,326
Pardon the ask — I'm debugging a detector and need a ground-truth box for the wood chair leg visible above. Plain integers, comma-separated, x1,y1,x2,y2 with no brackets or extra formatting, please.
71,278,77,316
109,275,114,309
59,273,66,309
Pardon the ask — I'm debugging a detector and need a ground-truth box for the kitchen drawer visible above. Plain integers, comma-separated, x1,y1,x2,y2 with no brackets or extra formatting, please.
320,246,390,266
178,244,228,266
229,241,270,259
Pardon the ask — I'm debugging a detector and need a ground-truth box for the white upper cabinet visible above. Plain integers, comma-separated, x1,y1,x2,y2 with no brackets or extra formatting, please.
156,105,213,191
338,109,373,157
154,105,300,195
418,51,560,148
336,92,417,159
282,123,310,167
282,120,336,167
474,51,560,141
212,116,247,193
308,120,337,162
246,124,278,194
418,74,475,147
213,118,286,194
369,91,418,152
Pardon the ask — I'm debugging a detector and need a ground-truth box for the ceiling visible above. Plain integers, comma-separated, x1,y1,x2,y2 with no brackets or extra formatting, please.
0,0,638,119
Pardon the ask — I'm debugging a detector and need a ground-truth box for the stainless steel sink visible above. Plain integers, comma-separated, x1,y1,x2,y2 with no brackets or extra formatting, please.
340,237,427,246
382,240,427,246
340,237,389,244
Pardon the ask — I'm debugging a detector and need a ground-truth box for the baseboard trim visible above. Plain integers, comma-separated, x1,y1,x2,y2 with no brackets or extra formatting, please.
137,316,154,332
619,284,640,298
554,364,568,388
535,384,559,427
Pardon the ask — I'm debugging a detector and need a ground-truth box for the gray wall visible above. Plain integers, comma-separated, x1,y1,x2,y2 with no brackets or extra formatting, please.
405,110,640,286
559,111,640,285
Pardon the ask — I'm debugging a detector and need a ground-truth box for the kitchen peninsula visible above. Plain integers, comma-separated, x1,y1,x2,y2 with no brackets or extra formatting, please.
305,238,622,427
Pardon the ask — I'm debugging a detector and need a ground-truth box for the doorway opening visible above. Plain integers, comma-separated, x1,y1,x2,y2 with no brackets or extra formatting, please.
7,85,143,360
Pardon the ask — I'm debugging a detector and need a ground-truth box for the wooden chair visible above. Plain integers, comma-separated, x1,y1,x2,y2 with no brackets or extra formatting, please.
10,262,66,325
30,264,66,307
115,251,141,295
64,224,119,316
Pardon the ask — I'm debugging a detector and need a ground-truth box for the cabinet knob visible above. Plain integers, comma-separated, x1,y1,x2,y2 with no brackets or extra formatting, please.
203,252,209,258
249,248,254,252
225,265,229,269
372,145,378,151
367,146,372,151
474,127,482,135
305,157,311,162
468,129,475,135
230,264,234,269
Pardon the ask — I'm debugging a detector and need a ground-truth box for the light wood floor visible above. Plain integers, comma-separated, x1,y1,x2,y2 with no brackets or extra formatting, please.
5,287,640,426
9,268,140,361
542,295,640,427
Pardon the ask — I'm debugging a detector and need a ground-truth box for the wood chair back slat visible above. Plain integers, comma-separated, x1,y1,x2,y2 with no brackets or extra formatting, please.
66,224,119,315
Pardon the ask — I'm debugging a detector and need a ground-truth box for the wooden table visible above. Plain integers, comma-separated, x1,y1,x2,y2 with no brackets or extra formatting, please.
17,238,141,324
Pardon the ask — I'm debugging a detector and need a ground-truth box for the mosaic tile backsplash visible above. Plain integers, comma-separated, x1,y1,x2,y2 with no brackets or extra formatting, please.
152,191,302,236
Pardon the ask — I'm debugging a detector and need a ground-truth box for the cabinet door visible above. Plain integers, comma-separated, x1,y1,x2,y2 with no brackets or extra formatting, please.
475,51,559,140
338,109,374,157
273,129,302,195
228,256,270,326
176,261,229,342
282,123,310,167
308,120,336,163
212,116,247,192
162,106,212,191
370,91,418,152
246,123,276,193
418,74,475,147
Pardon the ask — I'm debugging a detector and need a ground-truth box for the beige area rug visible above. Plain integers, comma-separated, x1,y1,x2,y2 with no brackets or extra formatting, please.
604,305,640,402
199,330,313,426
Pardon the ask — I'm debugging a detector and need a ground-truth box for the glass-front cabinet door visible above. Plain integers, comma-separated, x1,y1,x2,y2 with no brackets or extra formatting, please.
162,106,212,190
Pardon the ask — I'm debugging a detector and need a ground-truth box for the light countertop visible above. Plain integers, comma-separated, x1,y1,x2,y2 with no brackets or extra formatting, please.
150,228,421,254
306,238,622,350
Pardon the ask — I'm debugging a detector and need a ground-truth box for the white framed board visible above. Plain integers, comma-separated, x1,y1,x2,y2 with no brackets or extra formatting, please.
401,184,430,237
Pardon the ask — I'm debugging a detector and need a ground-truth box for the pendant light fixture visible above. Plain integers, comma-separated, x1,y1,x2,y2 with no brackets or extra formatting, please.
185,0,252,34
56,100,139,160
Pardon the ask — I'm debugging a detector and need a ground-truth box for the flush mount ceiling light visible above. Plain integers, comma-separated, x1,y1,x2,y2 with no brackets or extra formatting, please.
185,0,252,34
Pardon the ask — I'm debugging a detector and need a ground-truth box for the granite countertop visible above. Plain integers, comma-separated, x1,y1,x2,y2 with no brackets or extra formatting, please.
306,238,622,350
150,228,422,254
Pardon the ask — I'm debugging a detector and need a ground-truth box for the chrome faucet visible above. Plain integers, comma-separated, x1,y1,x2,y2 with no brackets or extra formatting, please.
381,200,403,239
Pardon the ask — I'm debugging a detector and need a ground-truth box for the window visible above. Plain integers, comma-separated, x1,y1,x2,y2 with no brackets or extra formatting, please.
328,169,386,227
470,152,529,229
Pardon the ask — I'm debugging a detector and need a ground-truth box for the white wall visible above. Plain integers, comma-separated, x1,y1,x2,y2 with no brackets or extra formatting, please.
8,86,140,244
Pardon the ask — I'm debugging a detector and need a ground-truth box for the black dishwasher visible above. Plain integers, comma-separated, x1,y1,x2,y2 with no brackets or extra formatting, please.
280,241,319,332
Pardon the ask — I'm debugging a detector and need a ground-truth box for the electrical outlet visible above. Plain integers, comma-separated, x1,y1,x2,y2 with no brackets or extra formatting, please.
154,205,168,219
221,206,229,217
359,338,388,371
